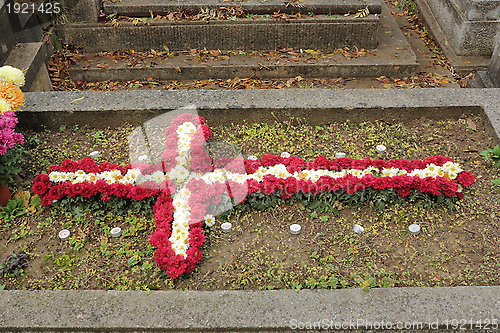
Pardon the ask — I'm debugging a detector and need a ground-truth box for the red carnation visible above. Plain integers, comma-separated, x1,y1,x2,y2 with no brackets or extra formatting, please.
80,182,98,198
201,124,212,141
396,188,411,197
188,228,205,247
67,183,83,198
457,171,475,187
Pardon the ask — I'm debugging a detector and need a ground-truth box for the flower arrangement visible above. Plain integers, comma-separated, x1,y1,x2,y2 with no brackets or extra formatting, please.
33,113,476,279
0,66,25,186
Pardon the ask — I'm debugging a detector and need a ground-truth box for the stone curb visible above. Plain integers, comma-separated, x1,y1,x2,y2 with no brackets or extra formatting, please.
20,88,500,143
0,287,498,332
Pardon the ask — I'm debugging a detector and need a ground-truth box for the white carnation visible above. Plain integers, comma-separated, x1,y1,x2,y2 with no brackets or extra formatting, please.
0,66,25,87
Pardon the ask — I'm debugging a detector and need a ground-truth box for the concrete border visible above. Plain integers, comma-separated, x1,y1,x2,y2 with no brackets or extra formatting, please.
20,88,500,143
0,287,499,332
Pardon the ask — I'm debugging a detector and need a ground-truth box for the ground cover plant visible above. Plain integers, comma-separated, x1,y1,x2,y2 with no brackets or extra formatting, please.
0,114,498,290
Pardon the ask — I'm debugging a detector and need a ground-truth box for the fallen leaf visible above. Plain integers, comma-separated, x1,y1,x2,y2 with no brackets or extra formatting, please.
466,119,477,131
71,97,85,103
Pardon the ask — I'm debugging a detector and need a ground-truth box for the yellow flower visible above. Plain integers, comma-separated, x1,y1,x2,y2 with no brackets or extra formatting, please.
0,66,25,87
0,82,24,111
0,97,11,114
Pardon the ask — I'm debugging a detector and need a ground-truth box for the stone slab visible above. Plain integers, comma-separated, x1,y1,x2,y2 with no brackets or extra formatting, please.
28,61,53,91
0,287,498,332
60,16,380,52
19,89,500,144
104,0,382,15
4,42,50,92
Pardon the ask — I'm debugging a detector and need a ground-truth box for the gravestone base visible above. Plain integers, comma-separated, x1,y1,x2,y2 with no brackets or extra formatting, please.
417,0,500,56
468,30,500,87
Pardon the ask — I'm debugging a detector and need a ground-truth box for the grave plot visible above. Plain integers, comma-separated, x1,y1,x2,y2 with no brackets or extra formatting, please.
2,88,499,291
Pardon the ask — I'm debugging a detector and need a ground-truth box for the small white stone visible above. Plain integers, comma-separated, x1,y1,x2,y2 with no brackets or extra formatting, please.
353,224,364,233
58,229,71,240
247,156,258,161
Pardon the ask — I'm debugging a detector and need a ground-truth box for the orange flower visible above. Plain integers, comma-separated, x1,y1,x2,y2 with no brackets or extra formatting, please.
0,82,24,111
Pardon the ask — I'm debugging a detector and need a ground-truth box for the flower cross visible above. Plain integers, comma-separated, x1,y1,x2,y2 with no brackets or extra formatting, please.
33,112,476,279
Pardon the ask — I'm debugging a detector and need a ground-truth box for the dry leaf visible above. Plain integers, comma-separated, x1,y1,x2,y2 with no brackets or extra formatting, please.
353,7,369,18
466,119,477,131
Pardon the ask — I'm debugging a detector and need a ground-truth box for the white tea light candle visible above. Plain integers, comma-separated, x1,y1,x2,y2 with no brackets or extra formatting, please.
58,229,70,240
110,227,122,237
335,152,346,159
290,224,301,234
221,222,232,233
89,151,100,158
409,224,421,235
281,152,291,158
353,224,364,233
376,145,387,153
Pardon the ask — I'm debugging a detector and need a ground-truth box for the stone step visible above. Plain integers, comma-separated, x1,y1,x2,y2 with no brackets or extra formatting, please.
60,15,380,52
104,0,382,16
69,52,416,81
66,4,416,80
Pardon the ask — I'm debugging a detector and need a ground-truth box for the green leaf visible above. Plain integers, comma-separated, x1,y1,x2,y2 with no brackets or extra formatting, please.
30,195,41,207
127,257,139,267
479,149,491,158
492,145,500,158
